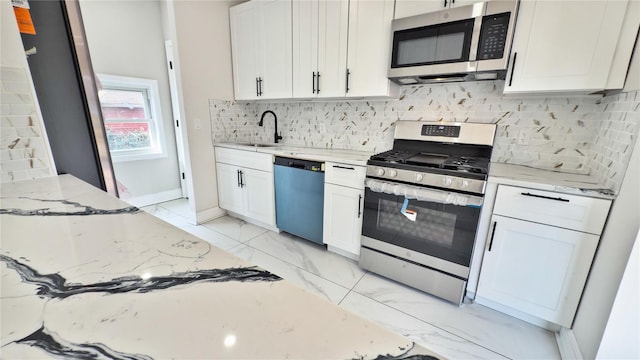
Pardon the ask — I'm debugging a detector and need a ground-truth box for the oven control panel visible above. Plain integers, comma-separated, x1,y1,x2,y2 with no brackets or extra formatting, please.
421,125,460,138
366,166,486,195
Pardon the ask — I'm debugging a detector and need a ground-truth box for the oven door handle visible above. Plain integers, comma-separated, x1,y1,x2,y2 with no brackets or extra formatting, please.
365,179,483,207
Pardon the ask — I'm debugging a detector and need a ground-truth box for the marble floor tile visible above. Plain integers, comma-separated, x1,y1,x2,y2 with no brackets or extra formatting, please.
201,216,268,242
140,205,177,221
353,273,561,360
156,198,191,218
246,231,366,289
179,224,243,251
340,291,508,360
228,244,350,304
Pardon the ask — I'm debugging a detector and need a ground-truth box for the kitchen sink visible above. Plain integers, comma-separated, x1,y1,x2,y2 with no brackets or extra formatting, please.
235,142,278,148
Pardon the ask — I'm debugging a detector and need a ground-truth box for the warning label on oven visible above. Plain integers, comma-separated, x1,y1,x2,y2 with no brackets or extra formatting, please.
400,198,417,222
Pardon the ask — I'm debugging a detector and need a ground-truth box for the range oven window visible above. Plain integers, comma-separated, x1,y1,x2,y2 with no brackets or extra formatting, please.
362,188,481,267
391,19,475,68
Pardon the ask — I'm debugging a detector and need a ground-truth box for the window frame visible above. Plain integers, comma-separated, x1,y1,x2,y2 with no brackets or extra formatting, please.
97,74,167,163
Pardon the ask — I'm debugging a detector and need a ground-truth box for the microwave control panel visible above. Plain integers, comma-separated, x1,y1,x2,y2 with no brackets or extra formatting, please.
477,12,511,60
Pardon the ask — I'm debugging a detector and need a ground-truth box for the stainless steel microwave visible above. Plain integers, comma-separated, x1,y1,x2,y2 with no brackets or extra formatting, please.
388,0,519,85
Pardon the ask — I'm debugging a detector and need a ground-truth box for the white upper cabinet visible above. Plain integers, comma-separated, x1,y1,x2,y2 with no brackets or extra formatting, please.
230,0,292,100
394,0,479,19
292,0,349,98
503,0,629,94
346,0,399,98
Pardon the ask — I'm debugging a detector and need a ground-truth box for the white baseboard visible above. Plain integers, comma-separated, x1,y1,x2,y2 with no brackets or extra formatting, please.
196,206,226,225
124,188,182,208
327,245,359,261
557,327,583,360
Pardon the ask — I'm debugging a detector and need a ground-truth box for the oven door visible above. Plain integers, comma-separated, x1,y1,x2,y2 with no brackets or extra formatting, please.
361,179,483,278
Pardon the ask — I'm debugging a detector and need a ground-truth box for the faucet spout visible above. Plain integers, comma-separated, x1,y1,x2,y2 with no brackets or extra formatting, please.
259,110,283,144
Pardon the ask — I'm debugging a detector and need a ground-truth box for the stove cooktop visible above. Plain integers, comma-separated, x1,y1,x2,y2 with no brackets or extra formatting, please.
370,149,490,175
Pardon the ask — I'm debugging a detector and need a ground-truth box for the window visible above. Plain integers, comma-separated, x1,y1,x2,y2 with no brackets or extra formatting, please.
97,74,166,162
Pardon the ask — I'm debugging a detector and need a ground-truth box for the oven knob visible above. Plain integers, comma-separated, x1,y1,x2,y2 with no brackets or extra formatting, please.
376,168,385,176
460,180,470,189
389,169,397,178
443,177,453,186
416,174,424,182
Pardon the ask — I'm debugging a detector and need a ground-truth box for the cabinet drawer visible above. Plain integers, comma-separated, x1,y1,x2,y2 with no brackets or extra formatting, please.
324,162,366,188
215,147,273,172
493,185,611,235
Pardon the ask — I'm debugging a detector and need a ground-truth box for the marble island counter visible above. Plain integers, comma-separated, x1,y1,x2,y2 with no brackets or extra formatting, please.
0,175,442,359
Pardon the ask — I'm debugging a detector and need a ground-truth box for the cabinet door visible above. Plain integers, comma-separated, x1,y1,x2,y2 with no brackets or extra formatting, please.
346,0,398,98
230,2,259,100
293,0,319,98
477,215,599,327
323,184,364,256
394,0,479,19
317,0,349,98
256,0,293,99
242,167,276,226
504,0,627,94
216,163,244,214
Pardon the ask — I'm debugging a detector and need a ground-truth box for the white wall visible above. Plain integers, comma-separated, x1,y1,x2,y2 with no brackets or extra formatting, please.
573,123,640,359
79,0,181,200
162,0,239,222
596,231,640,359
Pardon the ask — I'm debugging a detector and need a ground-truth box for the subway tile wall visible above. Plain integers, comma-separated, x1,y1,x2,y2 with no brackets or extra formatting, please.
210,81,639,192
0,67,54,183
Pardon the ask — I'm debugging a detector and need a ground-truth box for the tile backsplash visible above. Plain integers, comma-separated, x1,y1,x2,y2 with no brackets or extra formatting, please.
1,67,54,183
211,81,639,192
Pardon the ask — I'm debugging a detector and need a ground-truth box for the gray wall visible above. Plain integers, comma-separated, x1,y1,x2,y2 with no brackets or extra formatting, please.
79,0,181,200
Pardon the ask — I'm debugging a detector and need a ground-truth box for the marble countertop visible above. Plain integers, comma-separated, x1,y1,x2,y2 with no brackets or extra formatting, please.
0,175,442,359
489,162,616,199
214,142,374,167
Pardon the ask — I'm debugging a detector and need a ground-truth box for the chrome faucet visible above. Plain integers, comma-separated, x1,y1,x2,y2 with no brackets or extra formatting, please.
258,110,283,144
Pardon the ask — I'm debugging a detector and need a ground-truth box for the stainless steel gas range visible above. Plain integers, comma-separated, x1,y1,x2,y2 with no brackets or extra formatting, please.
360,121,496,305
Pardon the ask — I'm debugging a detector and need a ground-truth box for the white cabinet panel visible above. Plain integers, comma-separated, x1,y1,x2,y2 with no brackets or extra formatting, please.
243,167,276,225
292,0,319,98
323,183,364,257
346,0,399,98
394,0,479,19
317,0,349,98
504,0,628,94
324,162,366,189
216,162,244,214
257,0,292,99
230,0,292,100
477,215,599,327
230,2,259,100
493,185,611,235
215,147,275,227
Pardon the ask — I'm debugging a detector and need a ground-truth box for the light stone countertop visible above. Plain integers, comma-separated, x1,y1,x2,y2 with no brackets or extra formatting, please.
489,162,616,199
214,142,374,167
0,174,443,359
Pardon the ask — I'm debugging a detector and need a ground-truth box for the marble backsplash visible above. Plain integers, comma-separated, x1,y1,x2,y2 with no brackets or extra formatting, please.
211,81,639,192
0,67,53,183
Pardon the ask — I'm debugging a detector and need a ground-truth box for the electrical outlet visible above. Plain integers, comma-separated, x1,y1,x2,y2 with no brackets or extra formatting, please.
194,118,201,130
518,129,530,145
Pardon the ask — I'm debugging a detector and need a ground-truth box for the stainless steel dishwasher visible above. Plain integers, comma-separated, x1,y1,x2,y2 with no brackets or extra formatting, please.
274,157,325,244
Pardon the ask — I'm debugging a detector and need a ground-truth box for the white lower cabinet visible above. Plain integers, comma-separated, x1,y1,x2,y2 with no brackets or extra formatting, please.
477,214,599,327
323,162,366,259
476,185,612,328
215,148,275,226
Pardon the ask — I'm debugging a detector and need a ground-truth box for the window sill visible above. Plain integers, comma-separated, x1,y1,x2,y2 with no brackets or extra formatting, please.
111,151,167,163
